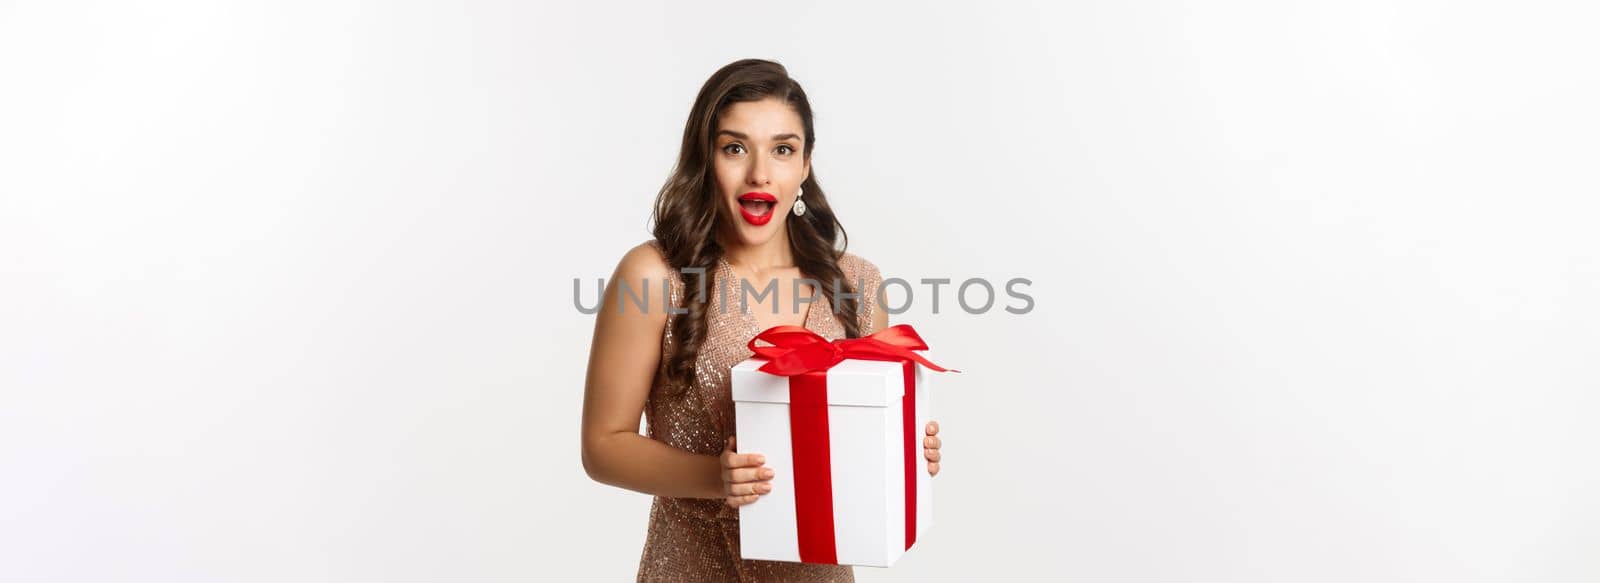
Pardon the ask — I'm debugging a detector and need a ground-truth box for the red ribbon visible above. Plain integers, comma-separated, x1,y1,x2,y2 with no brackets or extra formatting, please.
747,324,956,563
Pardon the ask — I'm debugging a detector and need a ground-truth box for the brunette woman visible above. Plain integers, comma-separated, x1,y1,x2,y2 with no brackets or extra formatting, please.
581,59,944,582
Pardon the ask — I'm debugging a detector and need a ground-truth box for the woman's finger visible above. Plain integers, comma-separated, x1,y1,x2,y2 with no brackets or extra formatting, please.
726,466,775,484
927,461,940,476
924,448,941,463
721,451,766,469
727,481,773,496
925,420,939,435
923,435,941,449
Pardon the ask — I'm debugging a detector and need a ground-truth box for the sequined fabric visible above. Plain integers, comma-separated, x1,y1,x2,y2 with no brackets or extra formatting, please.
636,240,883,583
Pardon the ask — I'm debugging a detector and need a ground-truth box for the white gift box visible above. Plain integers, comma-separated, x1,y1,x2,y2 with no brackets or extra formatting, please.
732,357,935,567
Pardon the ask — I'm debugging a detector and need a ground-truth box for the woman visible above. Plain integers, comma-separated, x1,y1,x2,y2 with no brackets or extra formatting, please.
580,59,944,582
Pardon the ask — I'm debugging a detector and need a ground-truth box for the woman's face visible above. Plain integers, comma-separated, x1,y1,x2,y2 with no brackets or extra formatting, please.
712,97,810,248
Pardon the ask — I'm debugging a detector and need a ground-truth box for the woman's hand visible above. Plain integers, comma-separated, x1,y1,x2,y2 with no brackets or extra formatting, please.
721,436,774,508
924,420,942,476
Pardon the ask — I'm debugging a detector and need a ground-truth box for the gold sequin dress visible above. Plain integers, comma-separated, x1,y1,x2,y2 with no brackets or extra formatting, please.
636,240,884,583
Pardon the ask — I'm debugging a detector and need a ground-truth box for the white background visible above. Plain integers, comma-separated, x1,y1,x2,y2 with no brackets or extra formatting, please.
3,1,1597,581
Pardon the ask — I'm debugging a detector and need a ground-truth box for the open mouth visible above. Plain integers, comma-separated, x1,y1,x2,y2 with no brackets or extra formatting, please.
738,192,777,226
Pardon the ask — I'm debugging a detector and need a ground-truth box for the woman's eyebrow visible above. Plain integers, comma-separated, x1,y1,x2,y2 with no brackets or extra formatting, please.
716,130,800,142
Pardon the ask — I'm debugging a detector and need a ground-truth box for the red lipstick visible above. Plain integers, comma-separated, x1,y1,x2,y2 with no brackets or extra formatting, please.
737,191,778,226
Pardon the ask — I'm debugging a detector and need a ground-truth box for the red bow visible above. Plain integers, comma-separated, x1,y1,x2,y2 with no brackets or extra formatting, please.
746,324,958,376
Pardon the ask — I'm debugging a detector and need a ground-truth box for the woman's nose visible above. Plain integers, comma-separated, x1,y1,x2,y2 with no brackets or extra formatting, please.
745,156,769,186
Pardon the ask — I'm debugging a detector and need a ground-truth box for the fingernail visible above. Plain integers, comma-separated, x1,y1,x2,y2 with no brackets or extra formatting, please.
755,455,765,464
758,484,771,493
762,469,774,479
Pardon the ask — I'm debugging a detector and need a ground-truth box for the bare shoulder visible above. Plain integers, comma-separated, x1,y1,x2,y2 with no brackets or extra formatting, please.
596,240,676,326
614,239,675,282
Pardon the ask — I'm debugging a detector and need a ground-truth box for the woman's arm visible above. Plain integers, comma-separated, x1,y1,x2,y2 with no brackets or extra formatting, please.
580,243,724,499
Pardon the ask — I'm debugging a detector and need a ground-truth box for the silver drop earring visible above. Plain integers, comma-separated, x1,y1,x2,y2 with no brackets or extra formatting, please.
793,187,807,216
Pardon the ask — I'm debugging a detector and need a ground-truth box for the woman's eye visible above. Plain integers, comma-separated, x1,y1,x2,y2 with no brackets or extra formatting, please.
723,144,745,155
775,145,794,155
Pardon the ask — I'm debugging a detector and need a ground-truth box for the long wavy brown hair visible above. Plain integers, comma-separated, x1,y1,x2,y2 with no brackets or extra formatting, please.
651,59,860,392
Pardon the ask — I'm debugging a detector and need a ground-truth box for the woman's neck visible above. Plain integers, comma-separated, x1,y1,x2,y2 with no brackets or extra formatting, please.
718,229,796,275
